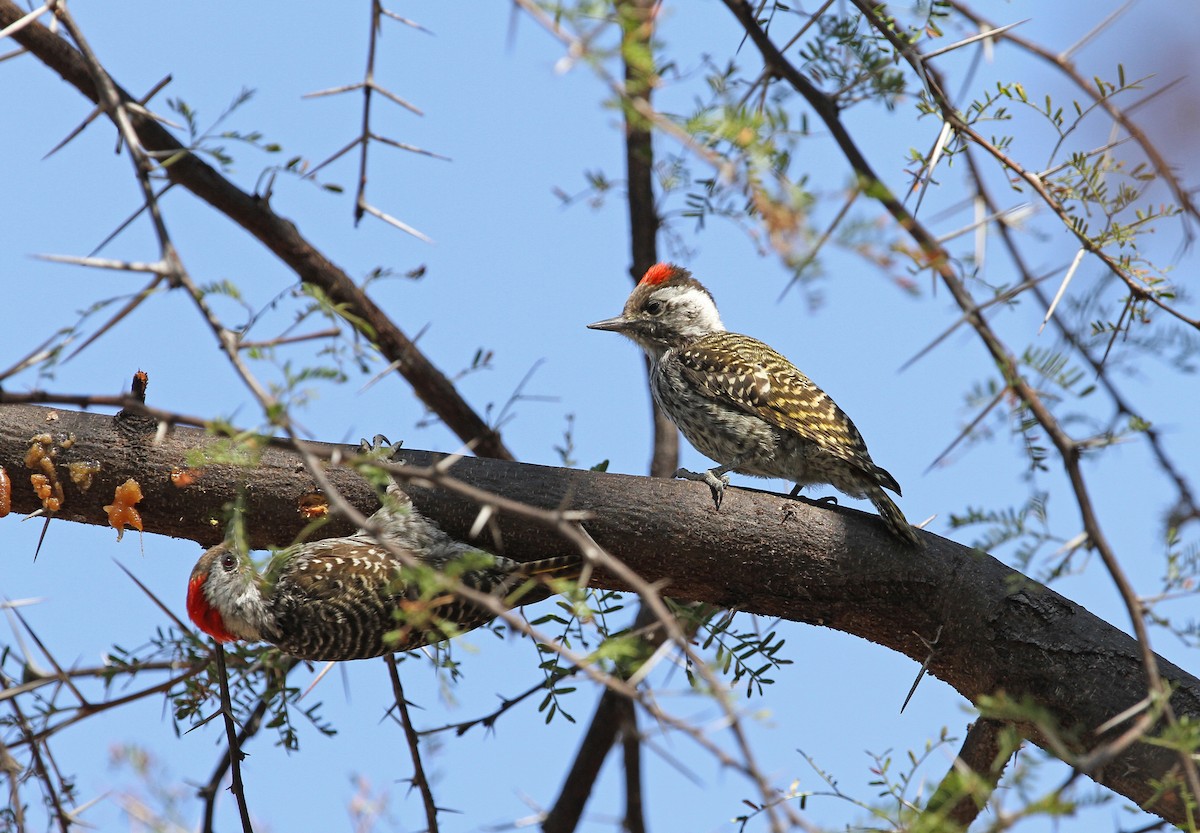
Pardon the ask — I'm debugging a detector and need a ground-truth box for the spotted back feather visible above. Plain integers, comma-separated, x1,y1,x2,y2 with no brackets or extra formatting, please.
673,332,900,492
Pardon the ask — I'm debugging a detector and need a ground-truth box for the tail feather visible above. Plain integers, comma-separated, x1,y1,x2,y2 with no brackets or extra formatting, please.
503,553,584,606
520,553,584,582
873,464,902,496
869,489,921,547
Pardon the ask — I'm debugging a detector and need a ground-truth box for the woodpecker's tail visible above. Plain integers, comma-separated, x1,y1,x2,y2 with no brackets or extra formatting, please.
869,489,921,547
505,554,585,606
520,553,584,581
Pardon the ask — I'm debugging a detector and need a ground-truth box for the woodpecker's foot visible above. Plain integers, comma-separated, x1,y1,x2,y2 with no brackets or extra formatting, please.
359,434,404,460
788,484,838,506
675,467,731,510
359,436,411,506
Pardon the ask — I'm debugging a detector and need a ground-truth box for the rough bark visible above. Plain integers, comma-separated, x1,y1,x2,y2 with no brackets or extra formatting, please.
0,402,1195,825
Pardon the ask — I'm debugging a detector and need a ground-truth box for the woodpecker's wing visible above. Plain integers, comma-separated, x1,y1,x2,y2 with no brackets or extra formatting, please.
270,541,580,602
675,332,901,492
267,539,404,602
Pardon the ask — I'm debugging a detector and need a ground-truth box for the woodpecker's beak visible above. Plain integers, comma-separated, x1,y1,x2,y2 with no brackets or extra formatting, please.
587,316,631,333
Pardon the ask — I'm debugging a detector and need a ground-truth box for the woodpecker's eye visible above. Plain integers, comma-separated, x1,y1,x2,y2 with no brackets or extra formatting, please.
645,300,664,316
220,552,237,571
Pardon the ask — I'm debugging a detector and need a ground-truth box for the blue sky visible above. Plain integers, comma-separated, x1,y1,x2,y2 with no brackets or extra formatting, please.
2,1,1199,831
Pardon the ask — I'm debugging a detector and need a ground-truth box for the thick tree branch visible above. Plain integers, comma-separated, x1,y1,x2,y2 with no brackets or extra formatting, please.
619,698,645,833
0,402,1197,824
0,1,512,461
925,718,1012,830
541,682,627,833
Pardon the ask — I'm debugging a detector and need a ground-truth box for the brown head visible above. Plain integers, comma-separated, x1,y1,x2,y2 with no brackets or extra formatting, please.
587,263,725,358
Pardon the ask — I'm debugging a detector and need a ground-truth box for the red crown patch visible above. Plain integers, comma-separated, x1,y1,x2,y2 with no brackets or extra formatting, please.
640,262,680,286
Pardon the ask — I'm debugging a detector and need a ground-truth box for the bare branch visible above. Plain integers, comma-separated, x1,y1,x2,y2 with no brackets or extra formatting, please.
214,647,255,833
384,656,439,833
0,1,511,460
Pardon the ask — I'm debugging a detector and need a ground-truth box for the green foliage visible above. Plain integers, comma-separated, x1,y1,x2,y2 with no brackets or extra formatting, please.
183,425,269,469
170,628,338,754
797,12,909,109
694,610,792,698
554,413,578,467
535,661,579,725
1021,346,1092,401
975,692,1076,747
530,588,628,724
1163,531,1200,600
948,490,1063,573
864,731,959,826
166,90,347,194
167,89,283,171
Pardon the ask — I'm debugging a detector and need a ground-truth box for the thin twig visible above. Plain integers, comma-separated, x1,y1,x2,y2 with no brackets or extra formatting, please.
214,646,255,833
1,2,512,459
1,668,70,832
418,669,581,737
384,655,439,833
198,656,297,833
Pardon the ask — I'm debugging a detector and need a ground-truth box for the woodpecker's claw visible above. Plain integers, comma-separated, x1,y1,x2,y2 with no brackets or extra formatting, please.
359,435,404,459
789,484,839,506
675,467,731,510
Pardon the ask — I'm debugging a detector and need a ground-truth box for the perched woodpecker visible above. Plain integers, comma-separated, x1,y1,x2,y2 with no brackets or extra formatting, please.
588,262,919,546
186,483,582,661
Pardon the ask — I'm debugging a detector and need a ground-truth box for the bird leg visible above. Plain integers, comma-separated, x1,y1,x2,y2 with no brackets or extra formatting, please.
675,465,733,510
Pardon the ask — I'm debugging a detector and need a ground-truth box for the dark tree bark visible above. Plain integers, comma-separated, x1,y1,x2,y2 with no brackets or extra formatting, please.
0,402,1195,825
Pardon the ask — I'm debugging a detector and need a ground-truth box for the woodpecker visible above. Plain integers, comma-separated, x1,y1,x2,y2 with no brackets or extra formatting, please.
186,483,582,661
588,262,919,546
